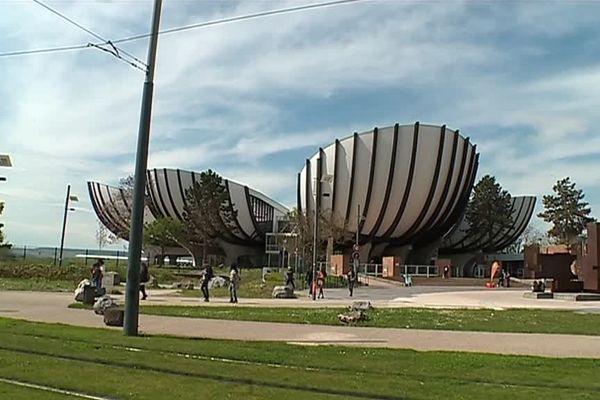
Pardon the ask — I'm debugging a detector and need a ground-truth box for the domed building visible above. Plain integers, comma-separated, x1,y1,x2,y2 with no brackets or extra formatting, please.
88,169,288,265
298,122,479,262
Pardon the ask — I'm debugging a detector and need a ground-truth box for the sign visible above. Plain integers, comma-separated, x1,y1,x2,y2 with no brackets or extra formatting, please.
352,244,360,252
352,251,360,260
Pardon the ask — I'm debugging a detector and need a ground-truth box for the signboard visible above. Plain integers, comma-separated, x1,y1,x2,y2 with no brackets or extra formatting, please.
352,244,360,252
352,251,360,260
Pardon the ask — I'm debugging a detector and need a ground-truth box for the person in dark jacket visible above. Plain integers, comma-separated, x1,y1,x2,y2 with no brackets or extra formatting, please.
201,265,214,302
139,262,149,300
285,267,295,289
305,268,313,297
347,268,357,297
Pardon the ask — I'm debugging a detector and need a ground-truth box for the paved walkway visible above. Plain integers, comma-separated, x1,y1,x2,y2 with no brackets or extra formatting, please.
1,291,600,359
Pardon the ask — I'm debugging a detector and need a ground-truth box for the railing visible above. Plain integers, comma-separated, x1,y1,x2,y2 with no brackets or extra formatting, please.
401,264,439,277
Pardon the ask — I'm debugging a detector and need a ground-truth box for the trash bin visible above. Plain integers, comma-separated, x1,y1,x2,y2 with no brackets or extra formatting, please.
83,285,96,305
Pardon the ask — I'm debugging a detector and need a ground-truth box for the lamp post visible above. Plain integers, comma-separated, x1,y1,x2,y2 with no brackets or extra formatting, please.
58,184,79,267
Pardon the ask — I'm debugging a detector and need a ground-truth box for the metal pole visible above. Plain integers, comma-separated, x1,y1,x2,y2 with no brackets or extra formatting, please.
58,184,71,267
124,0,163,336
312,157,321,301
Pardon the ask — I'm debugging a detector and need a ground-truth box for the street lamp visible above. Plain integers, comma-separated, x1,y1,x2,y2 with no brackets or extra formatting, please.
58,184,79,267
0,154,12,183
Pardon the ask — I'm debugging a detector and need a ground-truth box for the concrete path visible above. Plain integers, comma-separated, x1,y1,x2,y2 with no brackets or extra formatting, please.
1,291,600,359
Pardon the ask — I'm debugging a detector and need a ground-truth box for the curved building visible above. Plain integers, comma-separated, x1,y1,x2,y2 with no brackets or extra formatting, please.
145,168,289,245
87,181,155,240
298,122,479,249
441,196,537,254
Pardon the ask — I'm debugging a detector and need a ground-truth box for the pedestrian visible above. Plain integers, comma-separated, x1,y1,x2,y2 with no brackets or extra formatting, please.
443,265,449,279
139,262,149,300
201,265,214,302
229,264,240,303
317,268,326,299
305,268,313,297
90,259,104,295
505,270,511,288
285,267,295,290
347,267,356,297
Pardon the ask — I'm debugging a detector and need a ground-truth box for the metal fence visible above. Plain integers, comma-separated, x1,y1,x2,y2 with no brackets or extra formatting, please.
0,245,130,267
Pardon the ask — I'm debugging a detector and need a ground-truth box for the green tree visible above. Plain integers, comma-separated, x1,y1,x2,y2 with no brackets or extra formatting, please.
182,170,237,265
465,175,513,252
144,217,191,265
537,177,595,246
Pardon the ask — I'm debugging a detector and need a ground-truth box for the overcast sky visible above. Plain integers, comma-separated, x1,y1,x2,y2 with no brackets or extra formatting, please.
1,0,599,249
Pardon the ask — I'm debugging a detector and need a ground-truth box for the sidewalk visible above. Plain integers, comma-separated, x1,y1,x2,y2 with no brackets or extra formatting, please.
1,291,600,359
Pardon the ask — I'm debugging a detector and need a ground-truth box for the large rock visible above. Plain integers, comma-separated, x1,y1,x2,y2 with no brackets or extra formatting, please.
338,310,368,324
171,281,194,290
348,301,374,312
103,309,124,327
93,295,119,315
74,279,92,302
272,285,296,299
208,276,229,289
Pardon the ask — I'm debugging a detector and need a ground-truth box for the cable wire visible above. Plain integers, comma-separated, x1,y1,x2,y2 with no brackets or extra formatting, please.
31,0,147,69
0,0,367,61
113,0,364,44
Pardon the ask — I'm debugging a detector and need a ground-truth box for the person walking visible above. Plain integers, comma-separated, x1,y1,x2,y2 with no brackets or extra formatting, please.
285,267,295,290
347,267,357,297
305,268,313,297
201,265,214,302
317,269,326,299
229,265,240,303
139,262,149,300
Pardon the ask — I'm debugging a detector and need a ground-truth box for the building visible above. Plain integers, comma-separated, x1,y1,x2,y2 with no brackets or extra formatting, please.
88,168,288,265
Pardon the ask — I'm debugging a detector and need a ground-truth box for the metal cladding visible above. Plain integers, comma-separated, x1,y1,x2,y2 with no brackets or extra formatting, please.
440,196,537,254
145,168,288,245
299,122,479,246
87,181,155,240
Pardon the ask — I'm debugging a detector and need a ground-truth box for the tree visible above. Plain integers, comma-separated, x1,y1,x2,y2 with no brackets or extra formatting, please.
521,223,551,248
182,170,237,265
538,177,595,246
0,202,11,249
95,221,111,250
465,175,513,252
144,217,192,265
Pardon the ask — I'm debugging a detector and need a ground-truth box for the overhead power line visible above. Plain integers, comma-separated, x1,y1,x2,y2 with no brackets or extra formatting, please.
0,0,367,62
112,0,364,44
31,0,147,71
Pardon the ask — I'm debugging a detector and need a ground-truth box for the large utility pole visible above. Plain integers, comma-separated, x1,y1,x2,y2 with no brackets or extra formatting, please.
124,0,163,336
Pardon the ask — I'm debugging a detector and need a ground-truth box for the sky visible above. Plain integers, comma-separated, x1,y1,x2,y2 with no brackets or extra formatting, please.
1,0,599,250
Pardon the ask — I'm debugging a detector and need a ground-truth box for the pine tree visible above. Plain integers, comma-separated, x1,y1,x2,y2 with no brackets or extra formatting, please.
182,170,237,265
465,175,513,252
538,177,595,246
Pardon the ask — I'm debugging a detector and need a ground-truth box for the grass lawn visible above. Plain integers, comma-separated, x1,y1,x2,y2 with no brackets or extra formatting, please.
0,277,75,292
70,303,600,336
0,317,599,399
0,381,73,400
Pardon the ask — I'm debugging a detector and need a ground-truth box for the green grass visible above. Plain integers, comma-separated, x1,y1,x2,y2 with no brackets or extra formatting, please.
0,317,599,399
0,277,75,291
0,381,73,399
70,303,600,336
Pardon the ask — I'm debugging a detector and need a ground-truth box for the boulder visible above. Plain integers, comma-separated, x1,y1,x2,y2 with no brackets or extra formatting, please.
93,295,119,315
348,301,374,312
171,281,194,290
74,279,92,302
103,308,124,327
338,310,368,324
272,285,296,299
208,276,229,289
147,275,159,288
